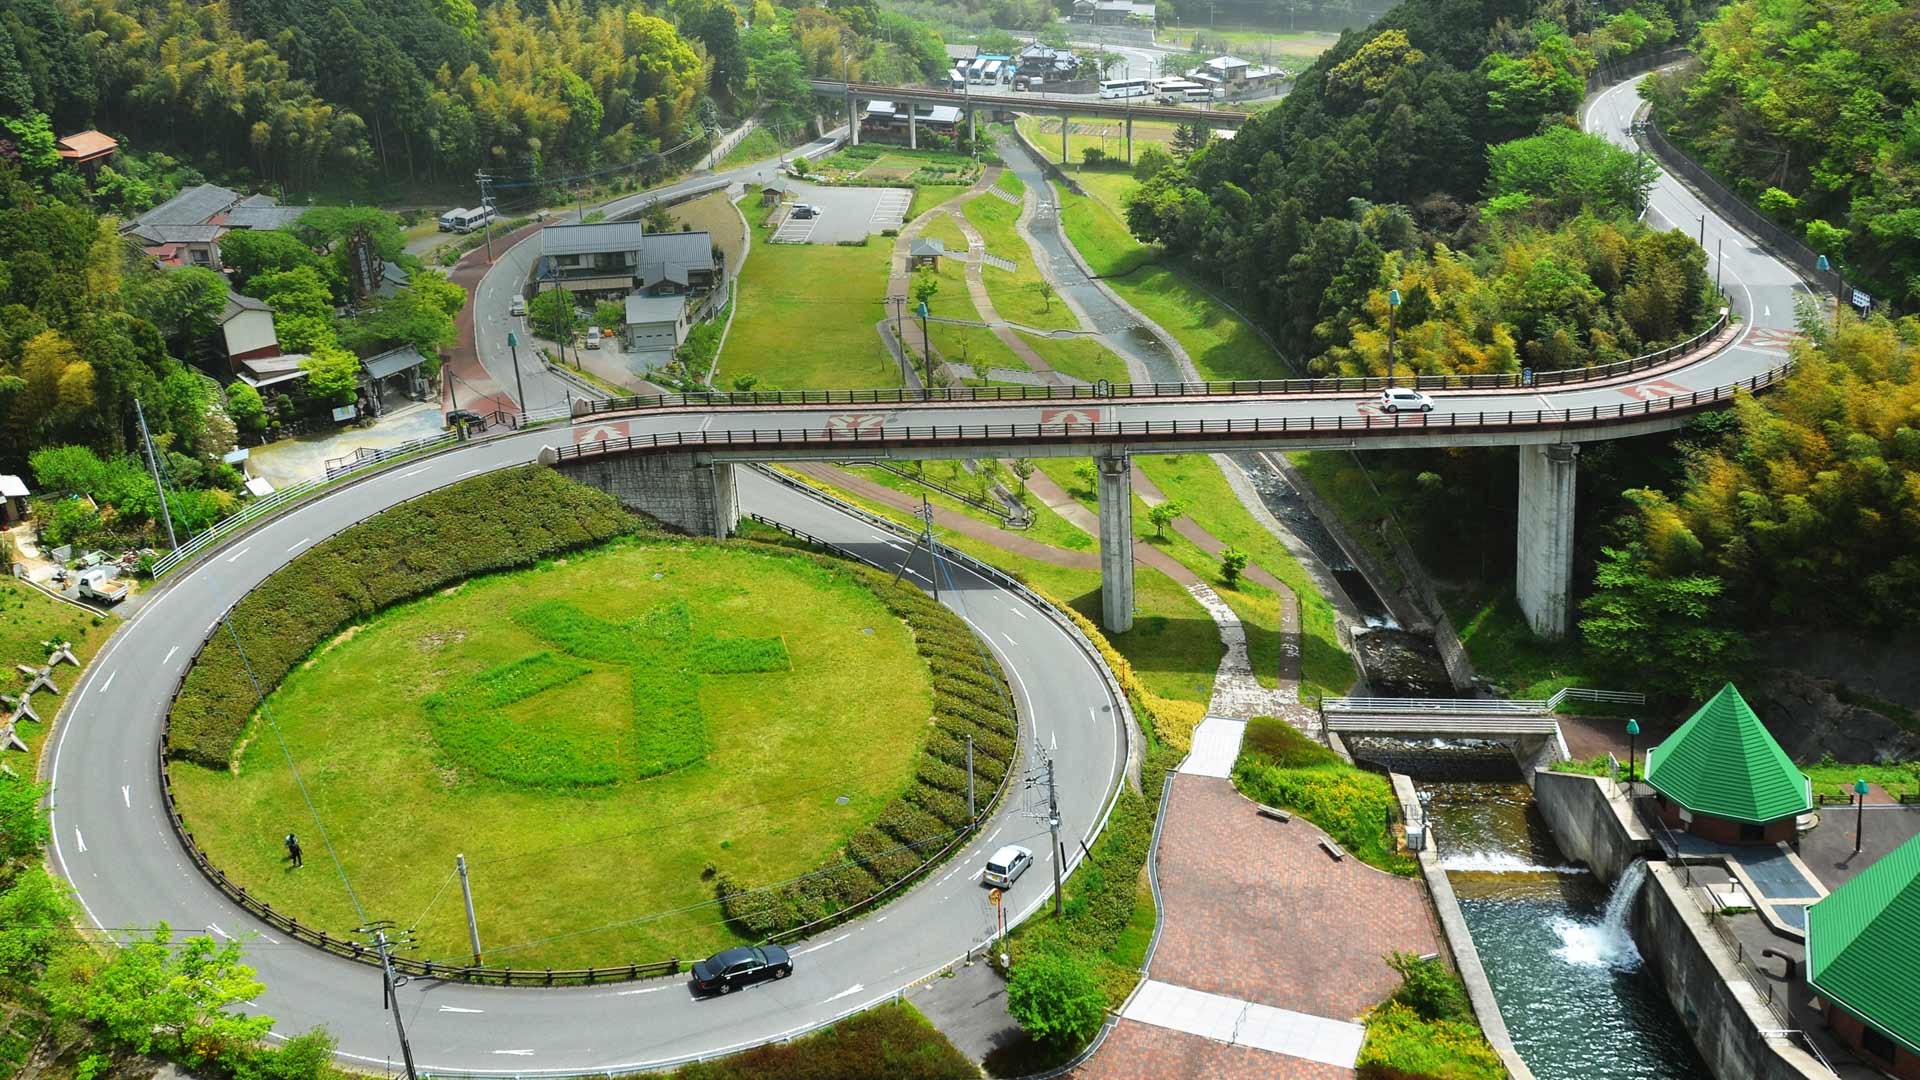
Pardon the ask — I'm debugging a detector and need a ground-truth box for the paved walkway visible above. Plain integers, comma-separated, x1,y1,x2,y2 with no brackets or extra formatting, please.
1121,980,1365,1068
1075,1020,1355,1080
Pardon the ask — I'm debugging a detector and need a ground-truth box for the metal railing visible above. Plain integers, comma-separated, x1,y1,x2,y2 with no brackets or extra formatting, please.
1545,686,1647,710
850,461,1032,528
575,312,1730,415
1323,697,1554,715
557,361,1792,463
322,432,458,480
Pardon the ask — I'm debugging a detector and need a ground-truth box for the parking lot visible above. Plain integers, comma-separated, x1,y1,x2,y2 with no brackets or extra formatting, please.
772,181,912,244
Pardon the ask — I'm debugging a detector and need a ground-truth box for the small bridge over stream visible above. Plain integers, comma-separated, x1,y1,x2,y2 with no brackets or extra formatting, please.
1320,689,1644,775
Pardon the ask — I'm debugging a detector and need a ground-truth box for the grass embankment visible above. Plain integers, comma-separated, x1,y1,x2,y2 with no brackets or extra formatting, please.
172,536,938,968
1357,953,1506,1080
720,209,899,389
1016,116,1181,169
717,127,793,170
960,172,1072,333
909,213,1031,376
1802,761,1920,799
1232,717,1415,875
1052,180,1289,381
638,1002,976,1080
0,575,113,769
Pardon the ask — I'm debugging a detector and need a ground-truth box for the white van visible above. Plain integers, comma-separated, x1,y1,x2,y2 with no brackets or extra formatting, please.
982,845,1033,889
439,206,496,234
585,326,603,349
437,207,471,232
509,293,526,316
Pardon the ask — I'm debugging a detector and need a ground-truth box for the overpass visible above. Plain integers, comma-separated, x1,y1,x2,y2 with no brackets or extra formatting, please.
539,313,1775,641
808,79,1250,161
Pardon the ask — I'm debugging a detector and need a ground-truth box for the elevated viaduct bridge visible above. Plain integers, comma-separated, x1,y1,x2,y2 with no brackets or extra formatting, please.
807,79,1251,160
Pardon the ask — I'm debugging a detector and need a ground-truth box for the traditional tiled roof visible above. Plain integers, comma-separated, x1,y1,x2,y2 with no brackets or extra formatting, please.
541,221,645,258
126,184,240,231
1807,832,1920,1056
1644,683,1811,824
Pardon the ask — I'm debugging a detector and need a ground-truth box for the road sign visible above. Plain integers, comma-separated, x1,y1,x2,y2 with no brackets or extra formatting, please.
1851,289,1872,311
573,420,630,444
1040,407,1101,426
988,888,1003,908
826,413,887,435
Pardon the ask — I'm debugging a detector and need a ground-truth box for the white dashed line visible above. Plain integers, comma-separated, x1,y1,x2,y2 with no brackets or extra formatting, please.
73,828,85,854
163,646,179,665
287,537,311,552
226,546,252,563
121,786,129,808
395,466,431,480
439,1005,484,1013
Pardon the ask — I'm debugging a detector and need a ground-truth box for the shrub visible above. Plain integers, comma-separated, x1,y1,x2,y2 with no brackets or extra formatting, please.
1385,951,1471,1022
1005,946,1108,1047
1232,757,1415,875
165,467,634,766
1241,716,1340,768
673,1001,975,1080
1356,1001,1504,1080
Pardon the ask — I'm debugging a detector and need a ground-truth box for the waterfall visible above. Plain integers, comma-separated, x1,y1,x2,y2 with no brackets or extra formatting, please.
1551,859,1648,968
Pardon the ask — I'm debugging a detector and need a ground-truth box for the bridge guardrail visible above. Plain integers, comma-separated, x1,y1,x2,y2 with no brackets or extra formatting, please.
573,311,1731,416
1323,697,1554,715
557,359,1788,462
1545,687,1646,710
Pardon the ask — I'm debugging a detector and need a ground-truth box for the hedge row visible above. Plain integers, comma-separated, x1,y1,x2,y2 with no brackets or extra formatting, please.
715,547,1017,939
648,1000,976,1080
167,467,635,766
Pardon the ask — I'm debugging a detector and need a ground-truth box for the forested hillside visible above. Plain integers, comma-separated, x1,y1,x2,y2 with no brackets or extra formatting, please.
1122,0,1719,377
0,0,945,197
1643,0,1920,310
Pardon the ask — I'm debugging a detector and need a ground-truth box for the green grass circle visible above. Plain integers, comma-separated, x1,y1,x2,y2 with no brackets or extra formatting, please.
168,538,935,969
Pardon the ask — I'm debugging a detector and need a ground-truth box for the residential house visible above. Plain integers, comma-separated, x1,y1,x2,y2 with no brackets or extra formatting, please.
1014,43,1081,82
1073,0,1156,24
944,44,979,64
219,290,281,367
55,130,117,171
1191,54,1284,96
534,222,720,302
623,294,694,359
121,183,304,268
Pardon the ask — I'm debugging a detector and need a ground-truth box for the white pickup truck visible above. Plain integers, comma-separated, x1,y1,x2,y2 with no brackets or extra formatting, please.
75,566,130,605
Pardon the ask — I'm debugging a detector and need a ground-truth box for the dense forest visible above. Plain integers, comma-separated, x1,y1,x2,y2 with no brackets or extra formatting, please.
1642,0,1920,310
0,0,949,198
1123,0,1720,378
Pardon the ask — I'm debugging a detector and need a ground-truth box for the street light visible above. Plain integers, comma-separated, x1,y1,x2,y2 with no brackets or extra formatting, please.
1625,718,1640,788
1854,778,1870,854
1385,287,1402,387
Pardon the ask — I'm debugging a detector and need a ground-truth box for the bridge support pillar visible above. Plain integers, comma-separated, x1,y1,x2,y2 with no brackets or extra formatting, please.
909,107,917,149
1125,114,1133,163
1061,115,1068,167
545,450,737,539
847,93,859,146
1515,443,1579,640
968,106,976,147
1096,453,1134,634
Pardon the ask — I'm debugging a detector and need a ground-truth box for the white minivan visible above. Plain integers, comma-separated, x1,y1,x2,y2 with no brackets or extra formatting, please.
982,845,1033,889
509,293,526,316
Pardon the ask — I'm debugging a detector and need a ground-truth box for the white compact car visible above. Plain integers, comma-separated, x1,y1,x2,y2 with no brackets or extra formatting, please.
982,845,1034,889
1379,387,1434,413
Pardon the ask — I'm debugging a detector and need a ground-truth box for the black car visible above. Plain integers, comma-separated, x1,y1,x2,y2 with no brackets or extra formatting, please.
691,945,792,996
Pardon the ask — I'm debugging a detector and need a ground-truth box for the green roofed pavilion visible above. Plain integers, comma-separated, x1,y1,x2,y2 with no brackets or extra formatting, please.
1807,832,1920,1058
1644,683,1811,825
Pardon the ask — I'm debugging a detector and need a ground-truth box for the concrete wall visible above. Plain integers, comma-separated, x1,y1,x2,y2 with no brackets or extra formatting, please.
1515,443,1579,638
545,450,737,537
1634,866,1829,1080
1532,771,1655,882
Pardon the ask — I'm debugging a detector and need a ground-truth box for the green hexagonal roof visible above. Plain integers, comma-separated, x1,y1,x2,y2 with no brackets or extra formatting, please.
1643,683,1810,824
1807,832,1920,1057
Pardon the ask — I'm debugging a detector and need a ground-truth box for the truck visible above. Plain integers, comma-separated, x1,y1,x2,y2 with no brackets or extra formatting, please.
75,566,129,605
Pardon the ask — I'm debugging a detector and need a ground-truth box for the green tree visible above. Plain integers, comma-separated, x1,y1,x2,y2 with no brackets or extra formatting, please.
1005,948,1105,1047
225,382,267,435
1146,499,1183,539
0,774,51,861
0,111,58,172
125,265,228,341
301,344,361,407
1132,145,1174,182
1219,546,1249,587
593,299,626,329
0,866,77,981
527,289,579,342
1580,542,1743,697
1486,127,1658,221
217,230,325,289
911,268,939,310
45,924,272,1064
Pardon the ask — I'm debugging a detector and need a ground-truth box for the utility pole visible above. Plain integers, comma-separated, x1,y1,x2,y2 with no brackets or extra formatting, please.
1046,754,1063,916
357,921,418,1080
475,171,496,264
917,300,933,399
1697,213,1705,248
1717,238,1724,292
888,497,940,602
134,398,178,550
457,854,483,967
506,331,527,418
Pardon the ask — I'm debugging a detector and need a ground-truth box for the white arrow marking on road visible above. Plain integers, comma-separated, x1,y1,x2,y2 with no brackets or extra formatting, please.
226,546,252,563
208,924,233,941
822,984,865,1004
439,1005,484,1013
491,1050,535,1056
73,828,85,854
96,671,115,696
1002,634,1018,647
164,646,180,665
1008,606,1027,620
121,786,129,808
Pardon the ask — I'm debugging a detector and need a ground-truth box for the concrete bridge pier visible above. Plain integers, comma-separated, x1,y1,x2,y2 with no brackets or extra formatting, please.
543,450,738,539
967,106,976,146
1096,452,1134,633
846,92,860,146
1515,443,1579,640
909,108,917,150
1125,114,1132,163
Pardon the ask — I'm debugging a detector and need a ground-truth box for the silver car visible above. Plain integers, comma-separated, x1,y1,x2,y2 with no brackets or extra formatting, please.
982,844,1033,889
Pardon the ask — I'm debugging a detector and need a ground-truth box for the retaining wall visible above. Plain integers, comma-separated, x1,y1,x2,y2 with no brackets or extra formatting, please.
546,450,737,537
1634,865,1829,1080
1531,771,1654,881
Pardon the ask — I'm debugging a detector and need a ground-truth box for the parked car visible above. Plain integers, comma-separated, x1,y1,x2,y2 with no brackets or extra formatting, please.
982,844,1033,889
790,203,818,220
509,293,526,316
1378,387,1434,413
691,946,792,996
444,409,484,430
585,326,603,349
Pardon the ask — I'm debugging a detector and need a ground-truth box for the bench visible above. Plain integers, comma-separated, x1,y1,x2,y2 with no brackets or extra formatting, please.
1318,838,1346,862
1256,804,1291,823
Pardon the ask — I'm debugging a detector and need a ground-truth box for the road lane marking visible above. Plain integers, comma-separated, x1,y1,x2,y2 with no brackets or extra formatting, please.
459,466,487,477
121,786,129,808
73,828,85,854
616,986,670,996
438,1005,484,1013
821,983,864,1003
794,933,851,956
96,671,115,696
395,466,431,480
1008,606,1028,619
1002,633,1018,647
491,1050,535,1056
226,546,252,563
987,825,1005,843
208,924,233,941
287,537,311,552
163,646,179,665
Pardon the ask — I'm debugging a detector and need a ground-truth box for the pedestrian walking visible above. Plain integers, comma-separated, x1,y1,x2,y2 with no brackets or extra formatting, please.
285,833,303,868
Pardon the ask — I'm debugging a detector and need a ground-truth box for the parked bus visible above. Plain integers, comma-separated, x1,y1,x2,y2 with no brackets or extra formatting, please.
439,205,495,234
948,68,965,91
1153,80,1207,103
1099,79,1152,99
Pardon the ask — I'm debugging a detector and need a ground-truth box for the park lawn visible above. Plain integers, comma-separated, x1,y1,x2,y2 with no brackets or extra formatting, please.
1801,762,1920,799
908,184,971,220
1022,331,1132,385
718,126,789,170
962,176,1078,333
786,469,1226,706
1017,115,1181,169
721,216,899,390
1055,181,1289,381
844,461,1093,555
1135,454,1356,699
919,212,968,251
0,576,114,770
169,540,935,969
1070,169,1139,220
1440,582,1594,701
1283,451,1405,581
1158,25,1339,60
906,223,1031,375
